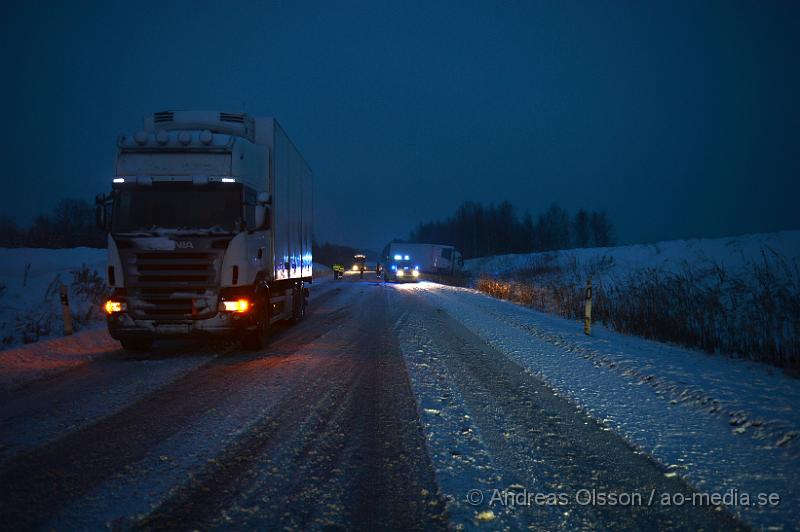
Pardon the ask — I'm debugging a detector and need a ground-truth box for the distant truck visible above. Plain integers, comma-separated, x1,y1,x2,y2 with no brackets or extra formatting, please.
352,254,367,272
383,253,421,283
386,243,463,276
97,110,312,351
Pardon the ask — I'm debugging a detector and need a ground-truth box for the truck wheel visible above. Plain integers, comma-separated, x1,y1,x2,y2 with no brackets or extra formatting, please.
120,338,153,351
242,297,270,350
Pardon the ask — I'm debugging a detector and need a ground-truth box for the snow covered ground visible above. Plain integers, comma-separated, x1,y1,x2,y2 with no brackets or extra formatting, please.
396,281,799,528
463,231,800,370
1,245,797,528
0,272,797,528
465,230,800,280
0,247,107,349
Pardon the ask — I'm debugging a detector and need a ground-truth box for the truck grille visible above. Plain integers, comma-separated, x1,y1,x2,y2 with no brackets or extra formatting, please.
153,111,174,123
219,112,245,123
126,251,222,320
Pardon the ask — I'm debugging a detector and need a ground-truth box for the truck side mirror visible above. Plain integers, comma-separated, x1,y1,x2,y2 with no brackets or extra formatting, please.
255,205,270,230
254,192,271,230
95,194,111,231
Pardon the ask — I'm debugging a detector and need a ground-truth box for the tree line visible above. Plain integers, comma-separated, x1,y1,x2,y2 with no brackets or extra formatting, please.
409,201,614,259
312,240,365,268
0,199,105,248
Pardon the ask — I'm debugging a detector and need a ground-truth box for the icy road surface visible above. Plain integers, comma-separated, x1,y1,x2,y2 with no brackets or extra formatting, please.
0,273,795,530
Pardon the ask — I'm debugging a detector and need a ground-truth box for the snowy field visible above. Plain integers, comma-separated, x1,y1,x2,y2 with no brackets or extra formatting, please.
463,231,800,370
465,230,800,280
0,248,107,348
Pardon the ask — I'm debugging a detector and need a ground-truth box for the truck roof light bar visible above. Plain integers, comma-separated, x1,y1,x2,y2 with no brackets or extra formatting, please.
114,176,240,184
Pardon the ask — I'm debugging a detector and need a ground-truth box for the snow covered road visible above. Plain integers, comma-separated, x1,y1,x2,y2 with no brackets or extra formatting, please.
0,275,795,530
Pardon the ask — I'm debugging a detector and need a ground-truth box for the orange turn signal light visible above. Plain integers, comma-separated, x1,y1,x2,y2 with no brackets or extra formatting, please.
223,299,250,313
104,300,124,314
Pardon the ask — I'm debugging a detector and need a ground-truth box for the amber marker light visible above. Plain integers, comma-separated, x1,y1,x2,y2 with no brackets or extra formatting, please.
105,300,124,314
223,299,250,313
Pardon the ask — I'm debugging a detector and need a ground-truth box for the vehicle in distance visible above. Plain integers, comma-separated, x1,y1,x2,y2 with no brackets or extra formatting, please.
383,252,421,282
97,110,312,351
352,253,367,271
386,242,463,276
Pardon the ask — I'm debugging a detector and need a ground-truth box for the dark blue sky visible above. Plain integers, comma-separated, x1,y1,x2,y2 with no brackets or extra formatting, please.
1,0,798,251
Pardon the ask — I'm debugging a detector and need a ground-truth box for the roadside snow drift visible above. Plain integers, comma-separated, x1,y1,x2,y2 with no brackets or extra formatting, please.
465,230,800,279
0,248,107,349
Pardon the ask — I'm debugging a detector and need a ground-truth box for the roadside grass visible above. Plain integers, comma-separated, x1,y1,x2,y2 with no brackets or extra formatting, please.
8,265,109,346
474,251,800,371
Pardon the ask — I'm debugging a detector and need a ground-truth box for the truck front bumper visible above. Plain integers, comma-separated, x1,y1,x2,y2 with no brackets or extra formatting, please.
107,311,258,340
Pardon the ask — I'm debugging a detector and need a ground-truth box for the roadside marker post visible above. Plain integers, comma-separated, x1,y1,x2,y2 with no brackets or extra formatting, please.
60,284,73,336
584,277,592,336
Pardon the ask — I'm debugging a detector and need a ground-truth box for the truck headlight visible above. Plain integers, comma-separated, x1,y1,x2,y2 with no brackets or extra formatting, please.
412,269,420,277
222,299,250,312
104,300,126,314
397,270,405,277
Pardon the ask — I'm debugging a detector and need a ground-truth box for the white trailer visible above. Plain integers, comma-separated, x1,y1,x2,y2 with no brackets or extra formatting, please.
98,110,312,350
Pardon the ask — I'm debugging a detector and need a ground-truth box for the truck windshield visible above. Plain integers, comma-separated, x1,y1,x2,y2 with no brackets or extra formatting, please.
112,183,243,235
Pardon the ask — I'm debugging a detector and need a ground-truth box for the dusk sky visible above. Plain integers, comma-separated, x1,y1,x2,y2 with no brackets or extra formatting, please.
1,0,798,252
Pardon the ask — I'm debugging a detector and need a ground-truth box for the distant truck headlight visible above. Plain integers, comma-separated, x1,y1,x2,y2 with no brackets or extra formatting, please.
222,299,250,313
412,270,420,277
397,270,405,277
352,264,359,271
104,300,126,314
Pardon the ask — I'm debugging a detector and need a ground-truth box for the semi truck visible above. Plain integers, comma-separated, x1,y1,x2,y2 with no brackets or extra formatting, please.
96,110,312,351
385,242,463,278
352,253,367,272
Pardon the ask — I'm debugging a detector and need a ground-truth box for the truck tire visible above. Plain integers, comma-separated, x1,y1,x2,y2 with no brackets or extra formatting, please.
120,338,153,351
242,295,270,350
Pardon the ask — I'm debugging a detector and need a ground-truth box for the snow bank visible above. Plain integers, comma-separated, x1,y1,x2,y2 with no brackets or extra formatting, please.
465,230,800,280
0,329,119,391
0,247,112,389
0,248,107,349
464,231,800,368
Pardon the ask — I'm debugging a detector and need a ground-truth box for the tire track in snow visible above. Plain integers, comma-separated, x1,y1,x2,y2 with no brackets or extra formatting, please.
0,281,344,466
396,286,744,530
418,283,798,528
0,282,351,530
137,283,447,531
